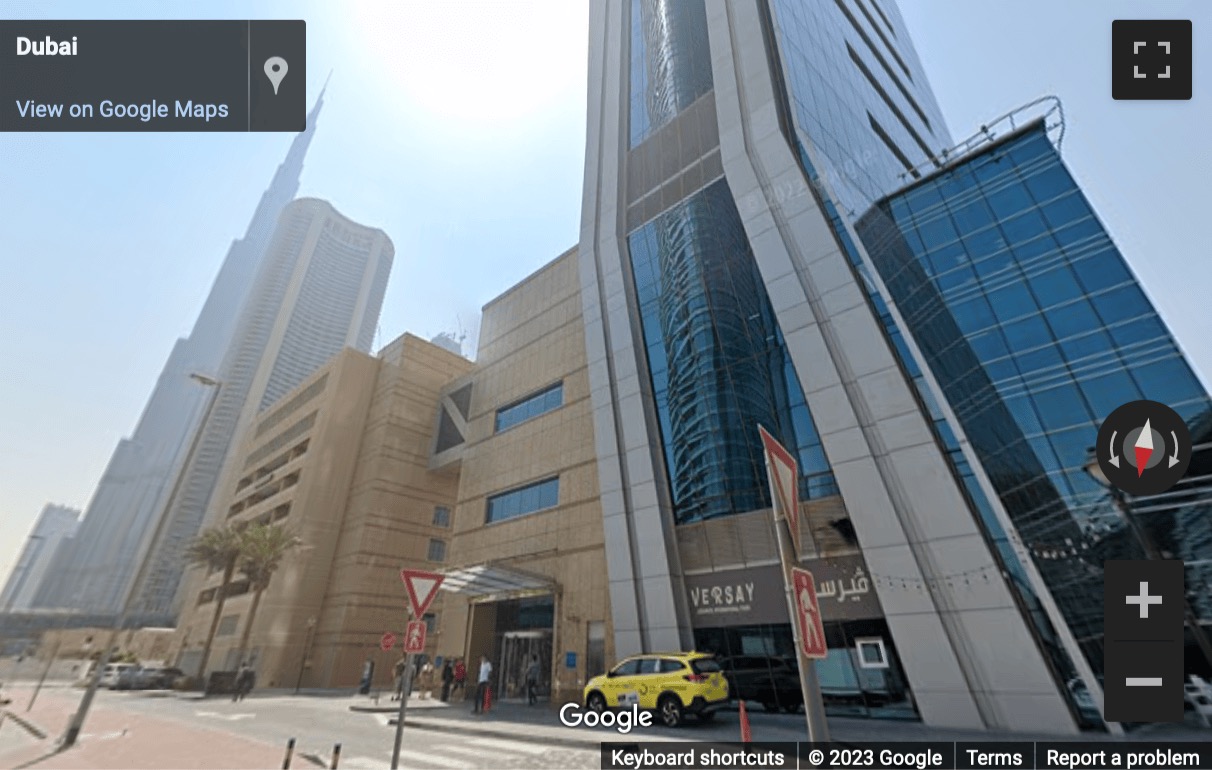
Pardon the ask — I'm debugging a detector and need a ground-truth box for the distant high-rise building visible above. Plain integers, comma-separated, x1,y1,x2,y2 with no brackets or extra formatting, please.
0,504,79,612
135,197,395,619
429,332,465,357
34,92,326,618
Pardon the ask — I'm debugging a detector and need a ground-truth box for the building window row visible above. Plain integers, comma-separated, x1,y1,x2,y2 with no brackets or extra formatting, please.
868,113,919,179
236,439,309,495
494,382,564,433
427,539,447,563
243,412,317,471
851,0,910,79
866,0,897,40
229,471,300,519
847,43,937,165
486,477,560,524
254,373,329,440
833,0,928,131
432,506,451,527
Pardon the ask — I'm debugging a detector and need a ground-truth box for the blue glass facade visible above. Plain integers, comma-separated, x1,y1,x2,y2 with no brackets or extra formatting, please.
629,0,713,148
856,122,1212,679
768,0,951,217
628,179,835,523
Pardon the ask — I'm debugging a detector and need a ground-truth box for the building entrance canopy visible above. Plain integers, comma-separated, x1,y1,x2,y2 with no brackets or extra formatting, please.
439,563,556,602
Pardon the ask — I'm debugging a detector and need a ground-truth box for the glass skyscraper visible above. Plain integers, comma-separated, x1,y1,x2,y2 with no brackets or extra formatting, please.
857,120,1212,682
579,0,1208,732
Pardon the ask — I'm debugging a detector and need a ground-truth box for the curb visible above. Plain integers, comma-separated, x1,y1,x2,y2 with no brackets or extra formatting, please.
391,716,603,750
348,704,456,714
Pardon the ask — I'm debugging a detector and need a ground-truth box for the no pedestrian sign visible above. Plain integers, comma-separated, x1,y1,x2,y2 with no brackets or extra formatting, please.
404,620,426,654
380,632,396,652
792,567,828,659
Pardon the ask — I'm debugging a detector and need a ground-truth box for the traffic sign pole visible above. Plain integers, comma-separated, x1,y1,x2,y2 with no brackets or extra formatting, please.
390,643,414,768
761,427,829,742
392,569,442,770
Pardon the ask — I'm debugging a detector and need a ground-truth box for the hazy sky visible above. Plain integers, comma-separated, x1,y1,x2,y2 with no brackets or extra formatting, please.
1,1,1208,583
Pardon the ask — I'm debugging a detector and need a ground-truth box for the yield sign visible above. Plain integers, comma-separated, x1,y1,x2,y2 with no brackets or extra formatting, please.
791,567,828,659
759,425,801,556
400,568,444,618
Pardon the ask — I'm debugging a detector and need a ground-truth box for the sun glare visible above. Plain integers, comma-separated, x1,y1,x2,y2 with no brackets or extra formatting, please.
350,1,587,125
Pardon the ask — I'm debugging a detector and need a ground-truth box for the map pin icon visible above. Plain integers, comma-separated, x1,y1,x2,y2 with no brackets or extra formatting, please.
264,57,288,95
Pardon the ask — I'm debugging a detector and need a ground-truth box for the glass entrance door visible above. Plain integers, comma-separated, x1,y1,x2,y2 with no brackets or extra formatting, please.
498,630,552,701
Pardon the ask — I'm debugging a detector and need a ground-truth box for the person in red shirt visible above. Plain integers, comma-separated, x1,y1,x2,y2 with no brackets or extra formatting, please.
452,658,466,699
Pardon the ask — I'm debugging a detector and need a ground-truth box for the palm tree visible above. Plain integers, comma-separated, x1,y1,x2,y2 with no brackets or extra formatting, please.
184,525,245,682
232,523,302,667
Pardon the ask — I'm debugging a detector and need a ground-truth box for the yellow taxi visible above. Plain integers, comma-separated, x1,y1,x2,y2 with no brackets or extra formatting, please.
583,651,729,727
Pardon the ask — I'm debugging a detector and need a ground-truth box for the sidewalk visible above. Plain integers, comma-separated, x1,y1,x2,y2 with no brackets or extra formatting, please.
347,693,1212,750
0,686,285,769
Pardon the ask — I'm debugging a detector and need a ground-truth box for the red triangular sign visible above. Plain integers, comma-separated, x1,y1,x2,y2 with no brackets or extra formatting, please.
400,568,445,618
759,425,800,554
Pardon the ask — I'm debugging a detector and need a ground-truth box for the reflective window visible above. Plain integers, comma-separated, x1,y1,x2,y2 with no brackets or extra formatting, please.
486,477,559,524
628,0,712,147
426,539,446,563
432,506,450,527
857,123,1212,692
495,382,564,432
627,179,834,524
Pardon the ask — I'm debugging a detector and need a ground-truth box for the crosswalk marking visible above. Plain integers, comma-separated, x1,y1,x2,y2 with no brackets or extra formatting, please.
466,736,549,755
391,749,470,768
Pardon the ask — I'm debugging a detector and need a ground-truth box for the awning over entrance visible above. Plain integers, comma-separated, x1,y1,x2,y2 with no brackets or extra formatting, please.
439,563,556,601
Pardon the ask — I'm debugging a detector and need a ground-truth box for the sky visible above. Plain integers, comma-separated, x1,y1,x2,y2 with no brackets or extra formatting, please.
1,1,1209,583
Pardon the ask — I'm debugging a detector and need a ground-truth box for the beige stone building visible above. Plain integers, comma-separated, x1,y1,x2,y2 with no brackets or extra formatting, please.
173,247,612,702
175,336,472,690
432,247,614,705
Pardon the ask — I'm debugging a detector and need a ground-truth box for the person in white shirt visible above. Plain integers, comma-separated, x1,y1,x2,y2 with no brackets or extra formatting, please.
473,655,493,713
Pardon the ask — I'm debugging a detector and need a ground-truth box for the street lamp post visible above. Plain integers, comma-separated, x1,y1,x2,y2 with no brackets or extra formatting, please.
60,373,221,749
1084,450,1212,672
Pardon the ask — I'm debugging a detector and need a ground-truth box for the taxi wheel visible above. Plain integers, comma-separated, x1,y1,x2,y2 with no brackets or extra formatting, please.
698,710,716,722
657,695,683,727
586,692,607,713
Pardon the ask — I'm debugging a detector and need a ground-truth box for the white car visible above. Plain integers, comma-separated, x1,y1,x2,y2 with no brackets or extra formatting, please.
98,663,136,688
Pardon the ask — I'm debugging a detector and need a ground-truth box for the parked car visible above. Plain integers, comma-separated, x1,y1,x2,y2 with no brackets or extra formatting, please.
717,655,803,713
135,667,184,690
584,652,729,727
99,663,136,688
112,665,143,690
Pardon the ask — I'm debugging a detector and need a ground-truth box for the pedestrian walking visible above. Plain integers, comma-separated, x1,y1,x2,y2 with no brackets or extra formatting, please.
452,658,466,698
472,655,492,714
233,662,254,702
419,663,435,700
440,660,454,702
392,657,407,701
524,655,541,706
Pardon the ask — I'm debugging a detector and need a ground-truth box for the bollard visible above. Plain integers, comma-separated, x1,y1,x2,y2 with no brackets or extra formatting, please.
282,737,295,769
330,742,341,769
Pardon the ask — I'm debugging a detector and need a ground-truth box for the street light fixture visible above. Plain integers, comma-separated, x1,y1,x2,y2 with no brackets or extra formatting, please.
1083,448,1212,672
60,373,221,749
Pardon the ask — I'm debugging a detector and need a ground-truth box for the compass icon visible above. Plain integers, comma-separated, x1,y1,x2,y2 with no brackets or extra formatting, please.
1095,400,1191,496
